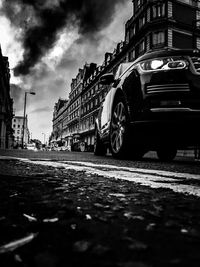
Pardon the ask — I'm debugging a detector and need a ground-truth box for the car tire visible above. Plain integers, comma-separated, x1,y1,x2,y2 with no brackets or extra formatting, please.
94,127,107,156
109,97,130,158
157,146,177,162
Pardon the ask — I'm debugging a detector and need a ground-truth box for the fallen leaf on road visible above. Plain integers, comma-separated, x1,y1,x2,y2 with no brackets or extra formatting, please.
70,224,77,230
0,233,38,253
181,228,188,234
43,218,59,223
124,212,144,221
93,203,110,209
23,213,37,222
14,254,22,263
109,193,126,198
86,214,92,220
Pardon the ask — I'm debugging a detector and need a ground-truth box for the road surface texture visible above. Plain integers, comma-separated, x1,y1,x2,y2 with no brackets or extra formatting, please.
0,149,200,267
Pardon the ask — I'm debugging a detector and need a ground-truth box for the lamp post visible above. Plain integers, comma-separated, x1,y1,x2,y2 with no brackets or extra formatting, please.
22,91,36,149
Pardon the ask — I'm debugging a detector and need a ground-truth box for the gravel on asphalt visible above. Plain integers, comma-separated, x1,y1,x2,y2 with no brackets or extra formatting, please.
0,158,200,267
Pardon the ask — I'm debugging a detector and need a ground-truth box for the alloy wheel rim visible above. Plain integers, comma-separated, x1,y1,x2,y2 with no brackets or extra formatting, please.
110,102,126,153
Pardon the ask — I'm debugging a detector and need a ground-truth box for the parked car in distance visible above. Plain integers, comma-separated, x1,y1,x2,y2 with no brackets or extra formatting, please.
26,143,37,151
94,48,200,161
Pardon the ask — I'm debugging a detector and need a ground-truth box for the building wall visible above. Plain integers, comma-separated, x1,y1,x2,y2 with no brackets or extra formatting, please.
0,46,13,149
51,98,69,148
12,116,29,148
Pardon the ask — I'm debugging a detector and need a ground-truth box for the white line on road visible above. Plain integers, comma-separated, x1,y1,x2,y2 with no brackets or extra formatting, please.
14,158,200,198
1,156,200,197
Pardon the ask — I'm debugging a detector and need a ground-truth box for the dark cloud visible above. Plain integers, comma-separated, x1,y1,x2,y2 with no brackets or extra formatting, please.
1,0,127,76
29,62,54,80
57,56,79,71
10,84,25,113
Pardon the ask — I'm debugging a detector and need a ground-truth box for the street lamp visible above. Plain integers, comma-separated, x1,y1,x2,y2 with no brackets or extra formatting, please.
22,91,36,149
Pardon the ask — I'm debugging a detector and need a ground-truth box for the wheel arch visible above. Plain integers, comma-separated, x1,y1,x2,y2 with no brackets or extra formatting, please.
111,87,131,121
95,86,129,138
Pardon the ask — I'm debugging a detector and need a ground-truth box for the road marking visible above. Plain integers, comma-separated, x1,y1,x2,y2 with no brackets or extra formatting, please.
14,158,200,198
1,156,200,197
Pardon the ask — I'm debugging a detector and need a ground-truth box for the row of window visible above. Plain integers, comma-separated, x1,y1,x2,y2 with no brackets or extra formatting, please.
59,114,95,137
71,71,84,91
69,110,79,121
127,3,166,43
128,30,165,61
13,124,22,128
69,98,80,113
133,0,199,15
13,119,22,123
68,123,79,134
81,92,105,115
70,83,82,101
82,84,98,102
14,130,22,135
179,0,200,7
81,116,95,131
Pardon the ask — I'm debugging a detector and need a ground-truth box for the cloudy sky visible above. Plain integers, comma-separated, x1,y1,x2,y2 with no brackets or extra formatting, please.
0,0,132,142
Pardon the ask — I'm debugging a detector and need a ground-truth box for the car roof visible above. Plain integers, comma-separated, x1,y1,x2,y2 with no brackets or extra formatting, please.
133,48,200,64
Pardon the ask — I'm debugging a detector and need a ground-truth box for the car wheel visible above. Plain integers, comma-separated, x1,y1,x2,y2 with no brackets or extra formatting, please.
157,146,177,162
110,97,130,158
94,128,107,156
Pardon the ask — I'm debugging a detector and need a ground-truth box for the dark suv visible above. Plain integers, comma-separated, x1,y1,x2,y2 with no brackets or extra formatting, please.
94,48,200,161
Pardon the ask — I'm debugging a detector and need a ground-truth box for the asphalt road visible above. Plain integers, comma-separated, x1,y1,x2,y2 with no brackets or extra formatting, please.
0,149,200,267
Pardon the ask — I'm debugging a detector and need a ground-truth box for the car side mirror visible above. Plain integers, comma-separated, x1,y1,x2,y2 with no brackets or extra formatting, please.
99,73,115,85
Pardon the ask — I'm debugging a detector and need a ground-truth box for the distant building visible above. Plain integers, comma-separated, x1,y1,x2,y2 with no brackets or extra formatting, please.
51,98,69,147
0,45,14,149
67,63,97,151
12,115,29,148
51,0,200,151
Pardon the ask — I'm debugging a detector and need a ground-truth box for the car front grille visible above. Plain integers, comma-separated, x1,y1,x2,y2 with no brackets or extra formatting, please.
146,84,190,94
190,56,200,73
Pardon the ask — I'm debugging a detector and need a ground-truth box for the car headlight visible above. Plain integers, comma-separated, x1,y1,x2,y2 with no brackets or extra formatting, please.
138,57,188,72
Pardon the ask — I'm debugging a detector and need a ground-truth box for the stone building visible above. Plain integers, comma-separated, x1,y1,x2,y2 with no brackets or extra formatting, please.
125,0,200,61
51,98,69,148
64,63,97,151
12,115,29,148
0,46,14,149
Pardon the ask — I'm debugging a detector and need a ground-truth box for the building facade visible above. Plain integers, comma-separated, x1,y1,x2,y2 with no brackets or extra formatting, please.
12,115,29,148
125,0,200,62
0,46,14,149
52,0,200,151
51,98,69,148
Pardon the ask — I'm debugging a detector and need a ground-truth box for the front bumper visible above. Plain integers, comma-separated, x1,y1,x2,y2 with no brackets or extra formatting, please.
129,109,200,148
